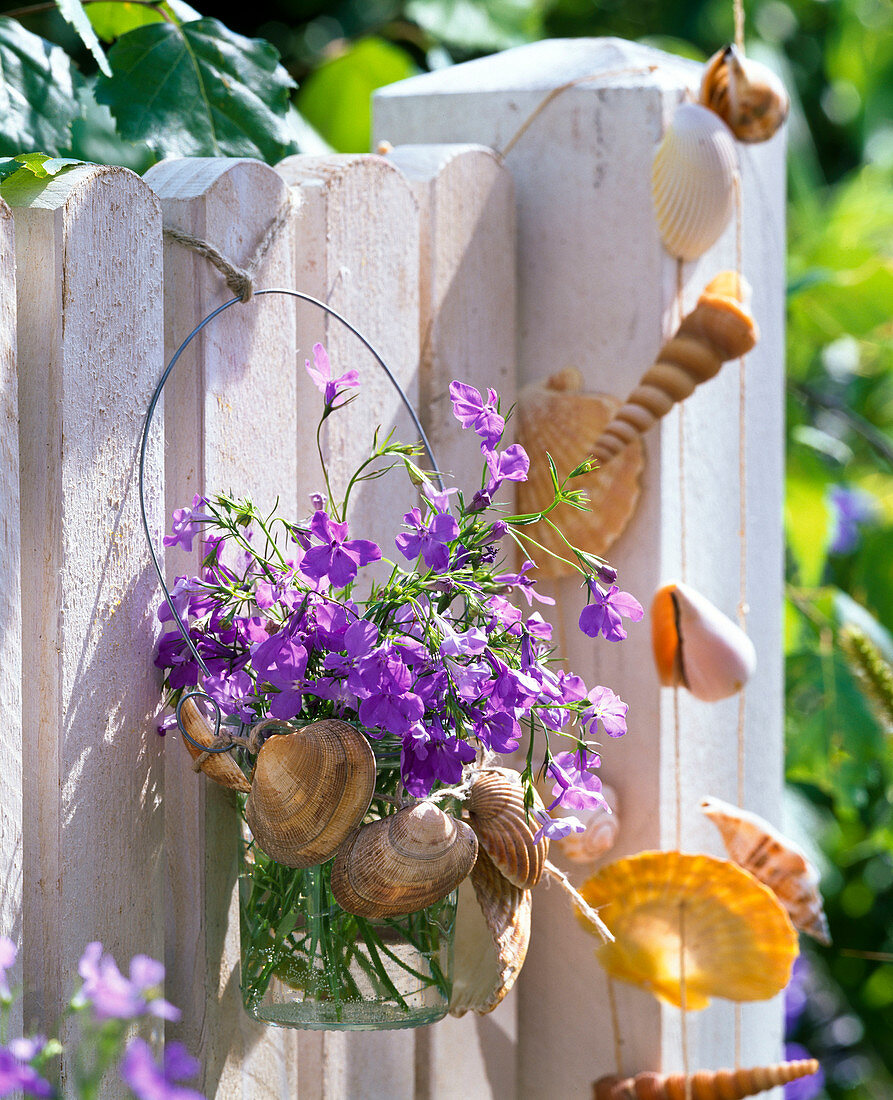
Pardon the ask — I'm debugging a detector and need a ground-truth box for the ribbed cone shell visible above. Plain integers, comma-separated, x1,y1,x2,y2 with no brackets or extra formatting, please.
552,784,620,864
331,802,478,919
466,768,549,889
594,273,757,463
178,696,251,793
245,721,375,868
700,45,790,144
651,103,738,261
700,795,831,944
651,581,757,702
593,1060,819,1099
515,368,644,578
579,850,798,1009
449,846,532,1017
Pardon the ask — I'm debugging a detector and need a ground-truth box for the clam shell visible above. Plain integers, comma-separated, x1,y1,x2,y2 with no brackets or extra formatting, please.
700,795,830,944
594,1060,820,1100
652,103,739,261
245,720,375,868
701,45,790,144
516,368,644,578
331,802,478,919
651,581,756,701
449,846,532,1017
178,696,251,793
552,784,620,864
579,850,798,1009
466,768,549,889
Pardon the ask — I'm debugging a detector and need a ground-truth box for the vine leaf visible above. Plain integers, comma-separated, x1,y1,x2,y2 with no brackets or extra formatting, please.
86,1,200,43
0,152,89,200
0,17,84,156
54,0,111,75
95,17,299,162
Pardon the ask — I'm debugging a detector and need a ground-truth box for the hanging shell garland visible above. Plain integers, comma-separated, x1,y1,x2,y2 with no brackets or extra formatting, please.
593,273,757,464
700,795,831,944
516,368,644,577
593,1060,820,1100
178,696,251,793
700,45,790,144
651,581,756,701
551,784,620,865
465,767,549,889
245,720,376,868
651,103,738,260
331,802,478,919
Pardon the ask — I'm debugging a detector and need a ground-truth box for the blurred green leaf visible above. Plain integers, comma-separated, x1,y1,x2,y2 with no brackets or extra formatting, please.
86,2,166,41
55,0,111,75
407,0,544,51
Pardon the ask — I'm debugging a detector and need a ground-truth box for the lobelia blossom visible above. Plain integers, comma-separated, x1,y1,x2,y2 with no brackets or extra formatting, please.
251,634,309,720
300,511,381,589
0,1045,52,1099
304,343,359,408
531,806,585,844
547,749,608,812
828,483,878,555
120,1038,205,1100
578,583,644,642
494,561,555,607
582,685,629,738
484,444,530,495
75,943,179,1022
400,724,477,798
395,507,459,572
448,381,505,450
163,496,213,553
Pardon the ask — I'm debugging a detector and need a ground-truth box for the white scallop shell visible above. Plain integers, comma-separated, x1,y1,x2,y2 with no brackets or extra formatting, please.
652,103,739,261
552,784,620,864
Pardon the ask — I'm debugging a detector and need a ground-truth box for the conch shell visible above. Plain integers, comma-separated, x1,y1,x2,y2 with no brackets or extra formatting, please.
651,102,738,260
700,795,830,944
465,767,548,889
700,45,790,144
245,721,375,868
516,368,644,578
651,581,756,701
593,273,758,464
593,1060,820,1099
551,784,620,864
178,695,251,793
331,802,478,919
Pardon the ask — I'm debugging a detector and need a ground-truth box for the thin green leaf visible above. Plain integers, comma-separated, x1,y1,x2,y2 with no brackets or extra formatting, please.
0,152,89,197
55,0,111,76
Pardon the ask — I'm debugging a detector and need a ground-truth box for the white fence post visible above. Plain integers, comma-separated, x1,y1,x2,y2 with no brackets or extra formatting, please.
8,167,166,1063
376,38,786,1099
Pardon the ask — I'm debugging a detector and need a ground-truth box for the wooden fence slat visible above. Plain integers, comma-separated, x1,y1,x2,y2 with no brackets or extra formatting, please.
144,156,300,1100
0,197,23,1033
9,167,165,1066
384,142,520,1099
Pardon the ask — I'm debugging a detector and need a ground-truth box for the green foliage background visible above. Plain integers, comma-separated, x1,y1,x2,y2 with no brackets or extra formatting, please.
0,1,890,1097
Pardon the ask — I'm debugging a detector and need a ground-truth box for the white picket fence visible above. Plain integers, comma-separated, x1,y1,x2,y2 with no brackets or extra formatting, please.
0,38,786,1100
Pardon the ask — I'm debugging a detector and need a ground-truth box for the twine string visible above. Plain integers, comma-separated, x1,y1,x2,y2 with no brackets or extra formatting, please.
734,0,746,54
607,976,624,1077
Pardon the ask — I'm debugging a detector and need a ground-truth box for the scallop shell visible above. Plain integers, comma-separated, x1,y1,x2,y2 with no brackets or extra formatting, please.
466,768,549,889
552,784,620,864
652,102,739,260
516,368,644,578
700,795,830,944
701,45,790,144
245,721,375,868
594,1060,820,1100
593,273,758,463
579,850,798,1009
651,581,757,701
331,802,478,919
450,846,532,1017
178,695,251,793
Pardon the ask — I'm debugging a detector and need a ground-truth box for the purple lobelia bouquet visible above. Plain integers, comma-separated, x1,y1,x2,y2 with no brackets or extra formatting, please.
155,347,641,1030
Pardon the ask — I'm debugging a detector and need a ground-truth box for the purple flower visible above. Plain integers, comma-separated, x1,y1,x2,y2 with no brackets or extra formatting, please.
578,583,643,641
583,685,629,738
300,511,381,589
76,943,179,1022
783,1043,823,1100
494,561,555,607
422,482,458,514
472,709,520,753
828,484,878,554
163,496,213,553
448,381,505,449
400,728,477,797
484,445,529,494
547,749,607,812
120,1038,205,1100
252,634,309,720
305,343,359,408
395,508,458,572
202,668,256,723
0,1046,52,1098
531,807,585,844
0,937,15,1002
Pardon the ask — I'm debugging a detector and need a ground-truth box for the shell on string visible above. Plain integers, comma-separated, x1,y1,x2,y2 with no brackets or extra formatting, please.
700,795,830,944
551,784,620,865
178,696,251,793
331,802,478,919
465,767,549,889
245,720,376,868
578,850,798,1010
651,102,738,261
700,45,790,144
593,1060,820,1100
450,846,532,1017
515,368,644,578
651,581,757,702
592,272,758,463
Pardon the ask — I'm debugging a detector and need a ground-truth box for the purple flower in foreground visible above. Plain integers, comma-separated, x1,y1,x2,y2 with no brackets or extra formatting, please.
252,634,309,720
401,727,477,797
494,561,555,607
0,1046,52,1099
828,484,878,555
395,508,458,572
305,343,359,408
484,444,529,494
76,943,179,1022
583,685,629,738
783,1043,823,1100
578,583,643,642
121,1038,205,1100
531,806,585,844
301,511,381,589
163,496,213,553
548,749,607,812
448,381,505,449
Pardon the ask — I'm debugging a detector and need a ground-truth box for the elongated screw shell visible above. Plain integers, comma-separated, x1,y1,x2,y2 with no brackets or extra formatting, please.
593,1060,820,1099
700,45,790,144
179,696,251,793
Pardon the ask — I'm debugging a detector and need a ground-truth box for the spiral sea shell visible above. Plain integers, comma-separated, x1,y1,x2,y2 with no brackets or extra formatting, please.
700,45,790,144
651,102,738,260
593,272,758,464
700,795,830,944
466,768,548,889
245,721,375,868
331,802,478,919
178,696,251,793
593,1060,820,1100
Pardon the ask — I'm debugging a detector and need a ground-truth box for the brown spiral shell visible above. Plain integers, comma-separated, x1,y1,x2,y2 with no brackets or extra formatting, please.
178,696,251,793
593,1060,820,1099
700,45,790,144
466,768,548,889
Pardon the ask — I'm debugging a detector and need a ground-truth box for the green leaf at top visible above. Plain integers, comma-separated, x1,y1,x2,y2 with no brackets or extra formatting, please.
87,2,166,42
94,17,299,163
0,18,83,157
55,0,111,76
